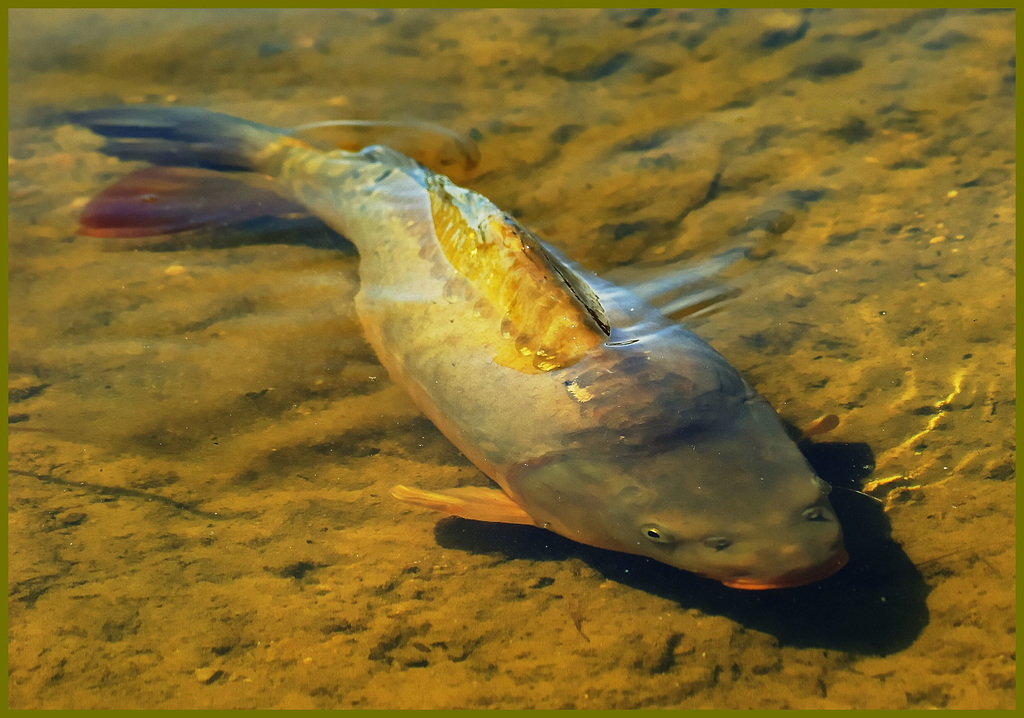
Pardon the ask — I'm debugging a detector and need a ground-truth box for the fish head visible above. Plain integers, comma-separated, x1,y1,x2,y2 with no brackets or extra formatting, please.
509,390,847,590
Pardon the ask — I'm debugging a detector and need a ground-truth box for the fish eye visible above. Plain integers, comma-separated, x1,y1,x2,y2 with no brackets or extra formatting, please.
641,524,673,543
703,536,731,551
803,506,831,522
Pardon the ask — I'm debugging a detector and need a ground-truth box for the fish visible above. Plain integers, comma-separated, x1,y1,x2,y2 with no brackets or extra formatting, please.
70,106,848,589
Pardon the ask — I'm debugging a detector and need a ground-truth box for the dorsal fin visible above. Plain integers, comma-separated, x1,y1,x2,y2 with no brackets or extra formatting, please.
287,119,480,173
427,175,609,372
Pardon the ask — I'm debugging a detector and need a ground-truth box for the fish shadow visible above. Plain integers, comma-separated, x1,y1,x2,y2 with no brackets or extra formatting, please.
433,440,929,655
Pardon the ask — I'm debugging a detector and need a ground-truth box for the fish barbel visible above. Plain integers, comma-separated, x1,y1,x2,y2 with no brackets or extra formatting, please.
71,106,847,589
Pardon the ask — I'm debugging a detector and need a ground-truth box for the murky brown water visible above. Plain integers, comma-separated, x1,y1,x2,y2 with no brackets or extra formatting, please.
8,8,1015,709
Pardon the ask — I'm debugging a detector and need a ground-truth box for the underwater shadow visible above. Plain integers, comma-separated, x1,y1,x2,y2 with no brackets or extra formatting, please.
433,440,929,656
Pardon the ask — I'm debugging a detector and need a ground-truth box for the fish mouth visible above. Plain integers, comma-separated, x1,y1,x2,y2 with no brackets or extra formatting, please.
720,549,849,590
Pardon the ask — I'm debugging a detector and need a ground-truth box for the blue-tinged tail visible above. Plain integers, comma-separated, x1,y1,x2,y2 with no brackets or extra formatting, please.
70,107,319,241
69,106,287,173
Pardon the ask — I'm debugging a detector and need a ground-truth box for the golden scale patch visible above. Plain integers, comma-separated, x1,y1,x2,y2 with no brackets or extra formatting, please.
427,175,609,373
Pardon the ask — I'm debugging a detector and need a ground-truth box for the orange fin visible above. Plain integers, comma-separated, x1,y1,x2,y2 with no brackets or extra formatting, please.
800,413,840,440
390,484,537,525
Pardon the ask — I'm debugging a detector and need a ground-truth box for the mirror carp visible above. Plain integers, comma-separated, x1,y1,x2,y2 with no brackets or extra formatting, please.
72,106,847,589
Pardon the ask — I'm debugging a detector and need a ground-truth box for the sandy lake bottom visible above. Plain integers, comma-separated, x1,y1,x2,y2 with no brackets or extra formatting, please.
8,8,1015,709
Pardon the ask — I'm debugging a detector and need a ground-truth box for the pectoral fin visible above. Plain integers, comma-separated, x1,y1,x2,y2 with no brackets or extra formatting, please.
800,413,840,440
391,484,537,525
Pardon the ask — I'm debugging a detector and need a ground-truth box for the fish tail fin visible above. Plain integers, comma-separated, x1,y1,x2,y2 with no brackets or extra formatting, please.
69,105,305,174
70,106,328,242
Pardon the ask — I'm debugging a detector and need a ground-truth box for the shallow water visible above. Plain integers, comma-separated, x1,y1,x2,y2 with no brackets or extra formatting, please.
7,8,1015,709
